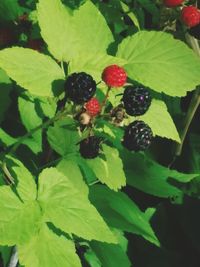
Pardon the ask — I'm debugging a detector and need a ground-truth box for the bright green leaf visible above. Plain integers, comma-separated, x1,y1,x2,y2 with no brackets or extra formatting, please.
0,186,41,246
37,168,117,244
18,224,81,267
47,117,79,156
37,0,77,61
90,185,159,246
57,159,89,195
0,47,64,96
5,156,37,202
73,1,114,54
117,31,200,97
18,95,42,153
129,99,180,142
86,144,126,191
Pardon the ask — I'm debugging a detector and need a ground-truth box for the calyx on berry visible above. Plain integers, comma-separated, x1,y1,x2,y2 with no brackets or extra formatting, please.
85,97,101,117
181,6,200,28
64,72,96,104
79,136,102,159
110,105,126,126
122,120,153,152
163,0,184,7
102,64,127,87
122,85,152,116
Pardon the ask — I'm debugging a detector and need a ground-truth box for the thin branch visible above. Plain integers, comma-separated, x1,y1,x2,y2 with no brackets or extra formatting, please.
175,88,200,156
173,34,200,157
7,247,18,267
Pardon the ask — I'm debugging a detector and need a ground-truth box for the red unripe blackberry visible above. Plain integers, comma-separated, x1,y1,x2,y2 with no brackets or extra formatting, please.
181,6,200,28
163,0,184,7
85,98,101,117
102,65,127,87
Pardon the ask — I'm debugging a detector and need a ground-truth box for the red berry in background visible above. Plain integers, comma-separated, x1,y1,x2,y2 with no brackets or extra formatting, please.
27,39,44,52
85,97,101,116
163,0,184,7
181,6,200,28
102,65,127,87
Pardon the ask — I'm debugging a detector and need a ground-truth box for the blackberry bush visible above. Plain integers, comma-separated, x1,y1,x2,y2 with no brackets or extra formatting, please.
0,0,200,267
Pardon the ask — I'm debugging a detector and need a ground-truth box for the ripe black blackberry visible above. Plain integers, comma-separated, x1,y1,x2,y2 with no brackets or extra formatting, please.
122,86,152,116
64,72,96,104
188,24,200,39
79,136,102,159
122,120,153,151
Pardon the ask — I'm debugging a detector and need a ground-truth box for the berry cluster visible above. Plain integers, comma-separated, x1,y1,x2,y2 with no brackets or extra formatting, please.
163,0,200,39
64,65,153,159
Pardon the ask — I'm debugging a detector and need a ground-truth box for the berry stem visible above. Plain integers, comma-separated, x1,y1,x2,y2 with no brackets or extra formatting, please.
101,86,111,114
60,61,66,77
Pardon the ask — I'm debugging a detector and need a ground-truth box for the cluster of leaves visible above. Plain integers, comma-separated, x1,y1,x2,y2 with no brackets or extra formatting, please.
0,0,200,266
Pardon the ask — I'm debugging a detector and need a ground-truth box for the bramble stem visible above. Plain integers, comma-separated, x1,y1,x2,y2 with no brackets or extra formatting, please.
101,87,111,114
174,34,200,157
175,88,200,156
61,61,66,77
7,247,18,267
6,109,69,156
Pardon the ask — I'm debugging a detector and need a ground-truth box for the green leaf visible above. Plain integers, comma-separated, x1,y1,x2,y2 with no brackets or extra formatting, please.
90,185,159,246
37,0,113,61
0,246,11,267
36,97,56,118
5,156,37,202
47,117,79,156
37,168,117,243
18,224,81,267
37,0,77,61
86,144,126,191
0,186,41,246
57,159,89,195
84,248,101,267
18,95,42,153
73,1,114,54
0,129,16,146
123,152,198,198
90,241,131,267
120,1,140,29
0,0,24,21
117,31,200,97
130,99,180,142
69,53,126,82
0,47,64,96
